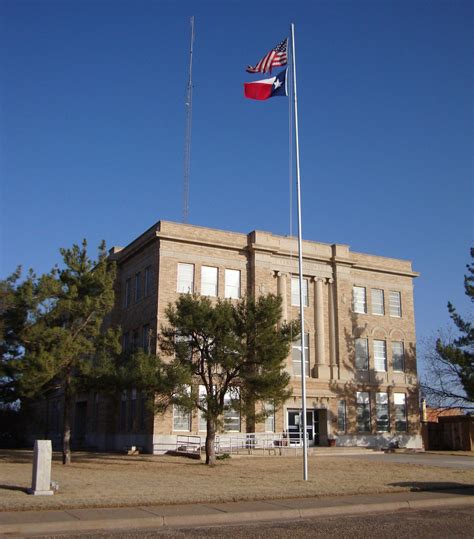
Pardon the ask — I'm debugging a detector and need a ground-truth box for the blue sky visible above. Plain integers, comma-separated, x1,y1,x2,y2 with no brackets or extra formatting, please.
1,0,472,361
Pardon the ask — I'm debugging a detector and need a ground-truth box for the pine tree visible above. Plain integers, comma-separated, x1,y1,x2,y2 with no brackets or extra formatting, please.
154,294,298,466
0,241,119,463
423,248,473,409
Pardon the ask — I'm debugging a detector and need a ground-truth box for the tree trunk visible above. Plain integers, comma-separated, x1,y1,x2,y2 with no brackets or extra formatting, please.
245,392,256,434
62,371,72,465
205,418,217,466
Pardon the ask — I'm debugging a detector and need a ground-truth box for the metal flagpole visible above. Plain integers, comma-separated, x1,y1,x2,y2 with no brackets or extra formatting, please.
290,23,308,481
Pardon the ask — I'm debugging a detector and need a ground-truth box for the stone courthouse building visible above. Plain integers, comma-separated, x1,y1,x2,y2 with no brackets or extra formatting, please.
47,220,422,452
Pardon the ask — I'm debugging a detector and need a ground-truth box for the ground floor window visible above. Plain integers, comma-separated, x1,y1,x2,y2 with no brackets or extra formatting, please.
356,392,370,432
128,389,137,432
223,389,241,432
376,392,389,432
51,401,61,434
337,400,346,432
264,401,275,433
173,404,191,431
119,391,127,431
139,392,147,430
394,393,407,431
199,385,207,431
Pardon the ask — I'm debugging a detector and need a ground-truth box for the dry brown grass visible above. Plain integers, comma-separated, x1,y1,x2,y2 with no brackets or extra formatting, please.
0,450,472,512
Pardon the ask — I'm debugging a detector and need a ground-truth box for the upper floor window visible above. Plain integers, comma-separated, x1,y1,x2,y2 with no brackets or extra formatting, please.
144,266,152,297
225,269,240,299
122,331,130,352
201,266,218,297
177,263,194,293
292,333,310,377
353,286,367,314
142,324,151,354
291,277,309,306
132,330,139,351
124,278,131,308
355,338,369,370
135,272,142,302
373,339,387,372
356,391,371,432
392,341,405,372
394,393,407,431
389,291,402,318
371,289,384,315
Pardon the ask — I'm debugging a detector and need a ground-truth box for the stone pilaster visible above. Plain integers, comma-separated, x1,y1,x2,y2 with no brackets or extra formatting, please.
276,271,288,322
315,278,330,379
328,278,338,380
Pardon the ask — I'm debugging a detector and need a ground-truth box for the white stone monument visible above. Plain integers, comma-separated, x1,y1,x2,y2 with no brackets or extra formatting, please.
28,440,54,495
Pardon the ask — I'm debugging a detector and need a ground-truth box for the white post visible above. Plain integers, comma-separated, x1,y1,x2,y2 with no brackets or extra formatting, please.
291,22,308,481
28,440,54,495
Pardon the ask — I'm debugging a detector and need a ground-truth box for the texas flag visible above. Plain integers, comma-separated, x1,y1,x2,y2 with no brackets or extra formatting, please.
244,68,288,100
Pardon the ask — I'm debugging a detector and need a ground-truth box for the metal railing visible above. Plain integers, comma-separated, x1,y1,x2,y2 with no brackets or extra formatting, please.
153,432,311,456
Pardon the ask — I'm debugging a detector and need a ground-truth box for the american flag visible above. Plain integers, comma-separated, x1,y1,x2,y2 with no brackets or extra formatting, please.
246,38,288,74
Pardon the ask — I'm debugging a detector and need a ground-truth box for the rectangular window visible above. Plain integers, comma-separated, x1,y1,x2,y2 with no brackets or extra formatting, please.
120,391,127,431
264,402,275,433
394,393,407,431
373,340,387,372
144,266,151,297
356,391,371,432
122,332,130,352
225,269,240,299
389,291,402,318
128,389,137,432
199,385,207,431
291,277,309,306
124,278,131,308
337,400,346,432
132,330,139,351
292,333,310,376
223,388,240,432
173,404,191,431
52,401,60,434
376,392,389,432
142,324,151,353
355,338,369,370
139,392,147,430
177,263,194,293
392,341,405,372
372,289,385,315
135,272,142,302
92,392,99,432
173,386,191,431
201,266,218,297
353,286,367,314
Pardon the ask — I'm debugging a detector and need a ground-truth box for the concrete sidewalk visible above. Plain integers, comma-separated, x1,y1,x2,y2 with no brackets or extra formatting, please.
1,488,473,536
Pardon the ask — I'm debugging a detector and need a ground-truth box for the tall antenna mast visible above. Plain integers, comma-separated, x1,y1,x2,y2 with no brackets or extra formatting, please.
182,16,195,223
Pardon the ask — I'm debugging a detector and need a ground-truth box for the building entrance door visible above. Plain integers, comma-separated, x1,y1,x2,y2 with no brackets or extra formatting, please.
287,409,314,445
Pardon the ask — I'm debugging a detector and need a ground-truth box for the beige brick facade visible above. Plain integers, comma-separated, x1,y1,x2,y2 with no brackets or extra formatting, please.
80,220,422,452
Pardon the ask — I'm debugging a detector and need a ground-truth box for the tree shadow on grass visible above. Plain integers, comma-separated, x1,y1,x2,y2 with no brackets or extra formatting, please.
0,484,29,494
389,481,474,494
